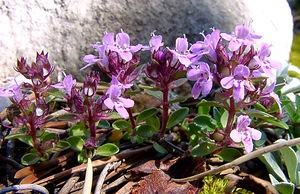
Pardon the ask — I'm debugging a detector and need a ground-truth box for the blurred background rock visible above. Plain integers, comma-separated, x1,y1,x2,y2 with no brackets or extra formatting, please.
0,0,294,83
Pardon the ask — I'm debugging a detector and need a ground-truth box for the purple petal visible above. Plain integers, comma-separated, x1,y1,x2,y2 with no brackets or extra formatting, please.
102,33,115,46
149,35,164,52
191,81,202,99
233,80,245,102
249,128,261,140
241,132,254,153
178,55,191,67
228,39,242,52
176,36,188,53
114,102,129,118
202,79,212,96
118,97,134,108
118,51,132,62
220,33,233,41
187,68,200,81
116,32,130,49
230,129,242,142
234,65,250,78
220,76,234,89
129,44,143,53
104,98,114,109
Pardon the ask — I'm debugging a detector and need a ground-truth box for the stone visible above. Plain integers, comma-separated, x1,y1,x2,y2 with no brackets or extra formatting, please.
0,0,294,82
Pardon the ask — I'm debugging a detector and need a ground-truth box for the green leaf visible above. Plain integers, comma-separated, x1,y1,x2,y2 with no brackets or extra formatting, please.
263,118,289,130
144,90,163,99
258,153,288,182
220,111,229,129
136,108,159,123
246,109,275,119
112,120,131,130
139,84,160,91
41,132,56,143
5,133,27,140
169,96,187,104
19,135,34,147
67,136,84,152
197,100,225,109
21,153,40,166
190,141,219,157
296,94,300,117
193,115,217,132
146,115,160,130
197,99,211,115
97,120,111,129
168,78,188,89
69,121,90,137
96,143,119,157
134,124,156,138
153,142,168,154
78,149,88,163
215,148,242,162
55,140,71,151
166,107,189,129
275,182,295,194
278,140,299,184
170,70,187,80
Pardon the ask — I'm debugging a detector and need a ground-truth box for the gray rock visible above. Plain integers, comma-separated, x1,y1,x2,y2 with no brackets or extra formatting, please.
0,0,293,81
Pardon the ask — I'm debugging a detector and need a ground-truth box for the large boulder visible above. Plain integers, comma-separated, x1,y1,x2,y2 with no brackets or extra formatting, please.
0,0,293,82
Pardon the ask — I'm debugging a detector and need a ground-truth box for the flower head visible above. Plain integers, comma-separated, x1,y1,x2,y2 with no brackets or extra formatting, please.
230,115,261,153
169,35,192,67
51,74,76,96
221,23,261,51
190,29,220,63
187,62,213,98
249,43,281,80
220,65,255,102
104,76,134,119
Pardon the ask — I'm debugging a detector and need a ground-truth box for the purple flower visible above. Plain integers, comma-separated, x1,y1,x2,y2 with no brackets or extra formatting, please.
169,35,192,67
147,32,164,53
259,83,282,115
187,62,213,98
221,23,261,52
0,82,23,103
51,74,76,96
230,115,261,153
249,43,281,81
104,76,134,119
108,31,142,62
221,65,255,102
190,29,220,63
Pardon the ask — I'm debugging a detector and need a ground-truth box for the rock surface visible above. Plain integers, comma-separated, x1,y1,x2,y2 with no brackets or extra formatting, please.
0,0,294,82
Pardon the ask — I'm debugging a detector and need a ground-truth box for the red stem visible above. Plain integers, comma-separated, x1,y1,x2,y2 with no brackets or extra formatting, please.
160,88,169,134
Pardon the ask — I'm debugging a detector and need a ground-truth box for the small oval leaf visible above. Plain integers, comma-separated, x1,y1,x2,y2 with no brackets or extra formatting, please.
191,141,219,157
21,153,41,166
136,108,159,123
67,136,85,151
134,124,156,138
97,143,119,157
112,120,131,130
166,107,189,129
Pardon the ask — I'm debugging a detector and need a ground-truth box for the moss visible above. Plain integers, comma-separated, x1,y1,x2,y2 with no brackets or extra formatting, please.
290,33,300,68
200,175,228,194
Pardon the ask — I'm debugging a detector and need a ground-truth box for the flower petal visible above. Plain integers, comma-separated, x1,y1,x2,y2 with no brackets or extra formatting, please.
118,97,134,108
220,76,234,89
104,98,114,109
249,128,262,140
230,129,242,142
114,102,129,119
